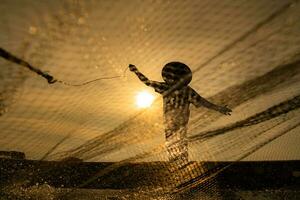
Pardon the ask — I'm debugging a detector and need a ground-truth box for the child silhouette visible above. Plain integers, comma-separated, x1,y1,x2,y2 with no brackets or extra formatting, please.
129,62,231,164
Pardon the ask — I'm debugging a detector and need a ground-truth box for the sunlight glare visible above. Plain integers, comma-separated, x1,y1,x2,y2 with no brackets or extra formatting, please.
136,91,154,108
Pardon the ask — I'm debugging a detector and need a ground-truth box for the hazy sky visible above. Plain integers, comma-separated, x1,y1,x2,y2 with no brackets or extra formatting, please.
0,0,299,161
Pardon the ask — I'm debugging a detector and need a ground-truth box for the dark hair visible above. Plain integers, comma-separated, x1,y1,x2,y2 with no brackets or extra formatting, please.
162,62,192,85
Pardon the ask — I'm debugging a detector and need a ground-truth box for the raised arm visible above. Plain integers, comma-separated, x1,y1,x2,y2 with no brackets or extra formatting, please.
189,88,232,115
129,64,166,94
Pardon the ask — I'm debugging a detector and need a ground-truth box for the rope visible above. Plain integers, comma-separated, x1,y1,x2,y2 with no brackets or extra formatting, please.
57,67,128,86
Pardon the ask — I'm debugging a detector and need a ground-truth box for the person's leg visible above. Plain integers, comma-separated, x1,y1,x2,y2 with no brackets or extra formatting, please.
165,126,190,188
165,125,188,161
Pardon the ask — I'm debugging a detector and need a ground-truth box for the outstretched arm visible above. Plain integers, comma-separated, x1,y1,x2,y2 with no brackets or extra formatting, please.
129,64,153,86
190,88,232,115
129,64,166,93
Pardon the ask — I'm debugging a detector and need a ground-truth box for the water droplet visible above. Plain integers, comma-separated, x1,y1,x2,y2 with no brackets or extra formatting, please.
29,26,38,35
78,17,85,25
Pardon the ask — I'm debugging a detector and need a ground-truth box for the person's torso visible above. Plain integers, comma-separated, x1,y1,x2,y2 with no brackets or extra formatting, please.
162,86,192,126
163,87,190,111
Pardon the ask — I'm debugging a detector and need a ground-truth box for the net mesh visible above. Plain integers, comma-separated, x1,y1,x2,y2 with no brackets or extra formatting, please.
1,0,300,199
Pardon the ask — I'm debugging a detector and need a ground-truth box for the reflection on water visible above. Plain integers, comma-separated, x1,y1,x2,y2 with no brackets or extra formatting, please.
2,184,300,200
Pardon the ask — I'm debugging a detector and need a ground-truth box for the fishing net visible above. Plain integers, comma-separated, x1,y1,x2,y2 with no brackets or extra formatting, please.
1,0,300,199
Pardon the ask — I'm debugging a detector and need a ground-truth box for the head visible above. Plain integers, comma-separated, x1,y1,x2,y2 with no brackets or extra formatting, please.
162,62,192,86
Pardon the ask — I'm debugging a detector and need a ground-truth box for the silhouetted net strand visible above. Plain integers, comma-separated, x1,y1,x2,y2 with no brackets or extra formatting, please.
0,47,57,84
189,94,300,142
0,47,127,86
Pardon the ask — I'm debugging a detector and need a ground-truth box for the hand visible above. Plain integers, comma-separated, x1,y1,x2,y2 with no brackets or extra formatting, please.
129,64,137,71
219,105,232,115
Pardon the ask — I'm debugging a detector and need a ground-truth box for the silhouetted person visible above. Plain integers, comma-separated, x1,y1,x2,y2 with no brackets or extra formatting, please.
129,62,231,164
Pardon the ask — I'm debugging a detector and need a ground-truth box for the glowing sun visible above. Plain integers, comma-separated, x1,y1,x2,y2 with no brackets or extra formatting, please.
136,91,154,108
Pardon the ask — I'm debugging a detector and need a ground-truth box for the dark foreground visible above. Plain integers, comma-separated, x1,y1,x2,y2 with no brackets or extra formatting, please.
1,158,300,199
